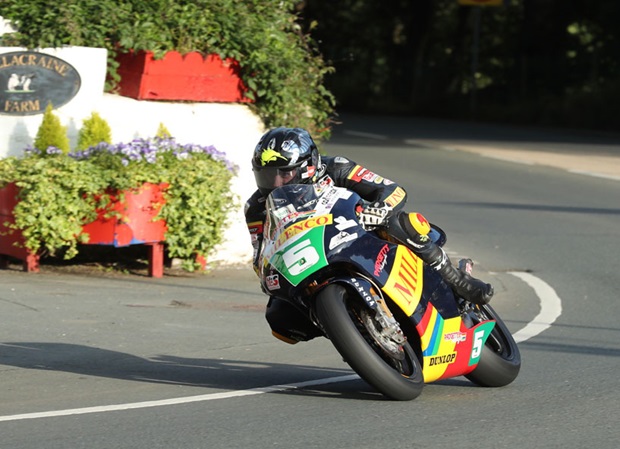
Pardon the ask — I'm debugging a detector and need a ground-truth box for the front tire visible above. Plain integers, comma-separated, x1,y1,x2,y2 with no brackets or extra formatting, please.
465,304,521,387
315,284,424,400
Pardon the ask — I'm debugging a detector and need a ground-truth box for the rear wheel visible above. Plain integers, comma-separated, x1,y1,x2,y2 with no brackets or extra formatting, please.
315,284,424,400
465,304,521,387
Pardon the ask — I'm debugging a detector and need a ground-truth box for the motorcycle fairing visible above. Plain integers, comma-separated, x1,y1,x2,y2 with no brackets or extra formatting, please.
380,245,424,317
265,225,329,287
416,303,496,382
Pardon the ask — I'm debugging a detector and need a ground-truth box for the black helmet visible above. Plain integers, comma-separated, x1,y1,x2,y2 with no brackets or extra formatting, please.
252,127,321,196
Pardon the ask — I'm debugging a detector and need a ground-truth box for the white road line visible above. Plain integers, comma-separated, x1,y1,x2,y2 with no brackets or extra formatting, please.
0,374,360,423
508,271,563,343
0,272,560,422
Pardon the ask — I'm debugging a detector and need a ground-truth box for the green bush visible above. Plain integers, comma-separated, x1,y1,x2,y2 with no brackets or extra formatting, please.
33,104,70,154
0,137,236,269
77,112,112,150
0,0,335,140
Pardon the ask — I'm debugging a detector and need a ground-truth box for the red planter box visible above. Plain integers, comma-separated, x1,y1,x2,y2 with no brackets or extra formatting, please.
0,183,168,277
0,182,40,272
115,50,252,102
81,183,168,277
82,183,167,247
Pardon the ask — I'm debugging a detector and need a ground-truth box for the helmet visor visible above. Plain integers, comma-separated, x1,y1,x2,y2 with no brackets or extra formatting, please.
254,166,303,193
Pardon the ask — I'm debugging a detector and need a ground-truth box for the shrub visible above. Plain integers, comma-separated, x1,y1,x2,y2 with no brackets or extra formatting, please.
0,137,237,269
156,123,172,139
32,103,70,154
77,112,112,150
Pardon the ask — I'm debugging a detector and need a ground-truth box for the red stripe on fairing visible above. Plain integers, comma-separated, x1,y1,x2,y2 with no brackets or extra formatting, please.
416,304,434,336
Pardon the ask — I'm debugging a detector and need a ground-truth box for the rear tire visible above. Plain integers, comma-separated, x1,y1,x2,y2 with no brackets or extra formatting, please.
315,284,424,400
465,304,521,387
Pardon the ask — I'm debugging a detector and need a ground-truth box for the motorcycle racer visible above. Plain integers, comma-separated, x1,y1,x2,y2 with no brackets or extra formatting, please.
245,127,494,343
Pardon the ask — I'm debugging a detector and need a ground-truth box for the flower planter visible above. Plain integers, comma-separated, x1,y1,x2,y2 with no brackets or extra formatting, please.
115,50,252,102
0,182,40,272
81,183,168,277
0,182,174,277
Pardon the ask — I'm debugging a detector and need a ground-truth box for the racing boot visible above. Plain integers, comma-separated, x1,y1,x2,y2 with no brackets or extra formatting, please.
422,244,494,305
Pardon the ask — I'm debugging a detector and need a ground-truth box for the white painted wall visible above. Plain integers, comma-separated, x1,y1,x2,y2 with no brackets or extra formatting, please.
0,44,264,266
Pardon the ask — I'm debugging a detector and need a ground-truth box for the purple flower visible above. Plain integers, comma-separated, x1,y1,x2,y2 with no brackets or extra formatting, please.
67,137,237,173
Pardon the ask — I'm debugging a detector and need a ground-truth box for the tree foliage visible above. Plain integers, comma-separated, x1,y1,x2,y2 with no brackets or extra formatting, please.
301,0,620,130
0,0,335,140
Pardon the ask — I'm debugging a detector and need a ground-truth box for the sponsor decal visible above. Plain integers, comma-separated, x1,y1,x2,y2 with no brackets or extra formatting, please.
334,216,357,231
329,231,357,250
428,353,457,366
382,247,423,316
374,244,390,276
280,210,315,225
266,274,281,290
271,228,328,286
347,165,375,183
276,214,333,247
384,187,406,208
350,278,376,308
315,187,351,213
346,165,394,185
318,187,338,206
313,175,333,195
0,51,81,116
444,331,467,343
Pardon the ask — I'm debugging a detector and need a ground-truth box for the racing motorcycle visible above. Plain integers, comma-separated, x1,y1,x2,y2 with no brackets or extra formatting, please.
258,182,521,400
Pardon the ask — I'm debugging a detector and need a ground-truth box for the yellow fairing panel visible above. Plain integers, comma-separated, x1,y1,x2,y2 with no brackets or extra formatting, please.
381,246,424,317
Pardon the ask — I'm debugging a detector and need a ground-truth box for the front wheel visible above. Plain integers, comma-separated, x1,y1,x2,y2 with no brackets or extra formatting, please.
465,304,521,387
315,284,424,400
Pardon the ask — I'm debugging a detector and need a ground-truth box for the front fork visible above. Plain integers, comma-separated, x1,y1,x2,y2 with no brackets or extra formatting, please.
370,289,407,346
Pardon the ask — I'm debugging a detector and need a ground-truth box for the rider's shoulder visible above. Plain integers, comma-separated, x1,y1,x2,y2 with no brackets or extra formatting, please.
323,155,357,172
323,155,355,165
244,190,266,216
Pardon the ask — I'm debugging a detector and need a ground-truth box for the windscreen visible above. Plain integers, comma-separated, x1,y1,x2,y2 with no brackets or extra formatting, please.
264,184,319,240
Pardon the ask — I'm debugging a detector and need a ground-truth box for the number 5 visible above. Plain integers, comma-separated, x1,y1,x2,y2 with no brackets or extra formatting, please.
472,330,485,359
283,239,319,276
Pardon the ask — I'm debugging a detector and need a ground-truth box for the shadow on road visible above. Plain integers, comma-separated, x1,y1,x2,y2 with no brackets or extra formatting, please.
0,341,389,401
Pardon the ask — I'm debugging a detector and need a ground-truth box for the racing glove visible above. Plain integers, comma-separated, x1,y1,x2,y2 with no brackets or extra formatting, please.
359,201,393,230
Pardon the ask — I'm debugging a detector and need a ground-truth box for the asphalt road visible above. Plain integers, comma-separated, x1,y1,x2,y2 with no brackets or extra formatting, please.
1,115,619,448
